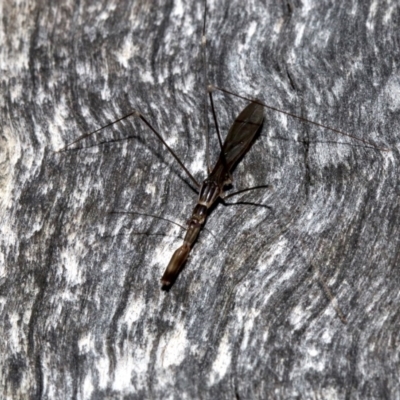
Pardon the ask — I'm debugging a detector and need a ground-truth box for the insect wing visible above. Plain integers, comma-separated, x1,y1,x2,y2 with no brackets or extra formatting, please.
222,102,264,171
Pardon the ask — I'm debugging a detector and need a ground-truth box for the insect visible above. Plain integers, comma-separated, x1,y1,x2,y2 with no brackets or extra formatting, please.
60,0,385,291
62,97,264,286
160,101,264,285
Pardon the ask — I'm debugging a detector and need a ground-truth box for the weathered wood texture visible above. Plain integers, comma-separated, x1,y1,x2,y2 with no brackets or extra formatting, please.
1,0,399,398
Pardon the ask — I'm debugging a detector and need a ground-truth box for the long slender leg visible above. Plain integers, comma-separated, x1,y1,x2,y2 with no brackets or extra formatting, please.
221,185,272,209
109,210,187,231
58,109,201,189
58,110,138,151
202,0,232,172
211,85,388,152
138,112,200,188
208,88,228,170
223,185,271,200
202,0,211,174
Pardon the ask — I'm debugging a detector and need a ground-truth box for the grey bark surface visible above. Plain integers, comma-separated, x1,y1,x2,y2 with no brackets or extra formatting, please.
1,0,399,399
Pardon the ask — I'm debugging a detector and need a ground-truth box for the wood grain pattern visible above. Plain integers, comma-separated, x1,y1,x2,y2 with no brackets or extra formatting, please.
1,0,399,398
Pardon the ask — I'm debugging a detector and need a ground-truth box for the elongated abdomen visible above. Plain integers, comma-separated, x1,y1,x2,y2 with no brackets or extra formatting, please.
161,244,191,286
160,102,263,286
161,204,208,286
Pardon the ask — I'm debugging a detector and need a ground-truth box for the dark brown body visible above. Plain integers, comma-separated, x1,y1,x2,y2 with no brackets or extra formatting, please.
161,102,264,285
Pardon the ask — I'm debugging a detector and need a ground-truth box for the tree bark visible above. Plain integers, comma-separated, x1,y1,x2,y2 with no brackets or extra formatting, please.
1,0,399,398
